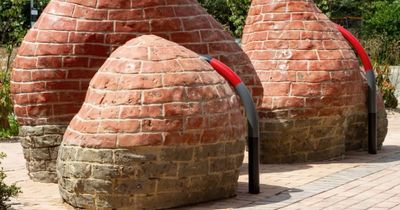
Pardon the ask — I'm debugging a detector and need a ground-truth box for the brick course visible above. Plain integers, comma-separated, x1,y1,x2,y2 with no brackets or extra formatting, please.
243,0,388,163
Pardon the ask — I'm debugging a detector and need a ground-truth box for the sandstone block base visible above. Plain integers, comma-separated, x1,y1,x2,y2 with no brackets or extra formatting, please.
259,116,346,164
20,125,66,183
57,141,245,209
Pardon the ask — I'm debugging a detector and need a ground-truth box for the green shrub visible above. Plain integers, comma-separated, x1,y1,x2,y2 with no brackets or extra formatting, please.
361,1,400,40
198,0,250,38
0,46,18,138
0,0,49,46
0,152,21,209
375,64,398,108
0,0,29,46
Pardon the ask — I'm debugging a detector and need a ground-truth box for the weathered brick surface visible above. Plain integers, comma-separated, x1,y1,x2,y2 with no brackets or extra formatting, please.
11,0,253,125
56,35,247,209
243,0,388,163
11,0,254,181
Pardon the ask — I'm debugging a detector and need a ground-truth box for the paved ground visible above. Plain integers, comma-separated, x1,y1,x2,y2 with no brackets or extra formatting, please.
2,112,400,210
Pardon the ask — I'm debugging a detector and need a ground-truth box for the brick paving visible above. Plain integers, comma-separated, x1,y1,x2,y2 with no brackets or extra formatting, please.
1,113,400,209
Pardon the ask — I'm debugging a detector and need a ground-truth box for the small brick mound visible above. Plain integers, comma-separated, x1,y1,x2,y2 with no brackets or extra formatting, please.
56,35,247,209
242,0,388,163
11,0,255,182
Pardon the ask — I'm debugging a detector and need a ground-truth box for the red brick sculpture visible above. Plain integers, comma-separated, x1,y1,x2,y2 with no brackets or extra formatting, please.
242,0,388,163
57,35,246,209
11,0,255,182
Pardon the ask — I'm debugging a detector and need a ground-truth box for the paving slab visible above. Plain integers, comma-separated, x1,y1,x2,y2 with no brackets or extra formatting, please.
1,113,400,210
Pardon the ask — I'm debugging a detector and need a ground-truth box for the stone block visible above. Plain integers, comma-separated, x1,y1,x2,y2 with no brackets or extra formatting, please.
76,149,113,164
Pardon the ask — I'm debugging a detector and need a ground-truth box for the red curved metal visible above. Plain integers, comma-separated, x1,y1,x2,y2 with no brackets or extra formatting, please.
336,24,373,72
209,58,242,87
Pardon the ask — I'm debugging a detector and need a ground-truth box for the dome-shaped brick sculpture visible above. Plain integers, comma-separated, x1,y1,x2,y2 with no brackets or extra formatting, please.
56,35,247,209
11,0,255,182
242,0,388,163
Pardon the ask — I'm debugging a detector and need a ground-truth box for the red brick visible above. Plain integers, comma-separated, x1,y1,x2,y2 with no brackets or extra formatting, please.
66,0,96,7
20,82,46,93
74,44,110,57
143,88,185,104
171,32,201,43
109,9,143,20
187,86,219,101
76,20,113,32
97,0,130,8
99,120,140,133
115,21,150,32
69,32,105,43
272,97,305,109
72,6,108,19
38,15,76,30
82,134,117,148
118,74,162,89
45,1,75,16
151,18,182,32
296,71,330,82
164,103,202,117
262,83,291,96
144,7,174,19
103,91,141,105
12,71,31,82
13,57,37,69
37,57,62,69
181,16,210,30
120,105,162,118
36,44,73,56
261,3,286,13
46,81,80,90
291,83,322,97
318,50,343,60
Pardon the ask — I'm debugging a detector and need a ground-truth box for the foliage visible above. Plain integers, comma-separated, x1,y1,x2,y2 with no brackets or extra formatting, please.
198,0,250,38
361,0,400,41
0,46,18,138
0,0,49,46
375,64,399,108
0,0,30,45
362,35,400,66
226,0,251,37
0,152,21,209
314,0,364,19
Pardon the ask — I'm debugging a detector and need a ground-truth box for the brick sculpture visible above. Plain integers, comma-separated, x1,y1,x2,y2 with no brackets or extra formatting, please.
11,0,255,182
56,35,246,209
242,0,388,163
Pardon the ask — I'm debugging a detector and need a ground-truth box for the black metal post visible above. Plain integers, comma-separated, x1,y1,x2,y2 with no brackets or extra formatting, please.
30,0,39,28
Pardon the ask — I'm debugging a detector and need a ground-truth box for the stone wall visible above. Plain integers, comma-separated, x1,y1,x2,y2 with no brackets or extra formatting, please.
58,142,245,209
19,125,66,183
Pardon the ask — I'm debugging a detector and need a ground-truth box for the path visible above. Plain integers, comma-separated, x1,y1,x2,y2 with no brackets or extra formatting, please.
1,113,400,210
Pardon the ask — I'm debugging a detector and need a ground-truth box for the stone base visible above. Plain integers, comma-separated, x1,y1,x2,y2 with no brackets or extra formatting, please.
57,141,245,209
19,125,67,183
259,116,347,164
345,109,388,151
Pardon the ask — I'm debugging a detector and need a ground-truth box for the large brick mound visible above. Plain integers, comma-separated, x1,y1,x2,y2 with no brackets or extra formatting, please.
56,35,247,209
11,0,255,182
242,0,388,163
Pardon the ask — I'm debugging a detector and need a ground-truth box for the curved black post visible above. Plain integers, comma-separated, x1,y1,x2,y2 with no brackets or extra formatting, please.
200,55,260,194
